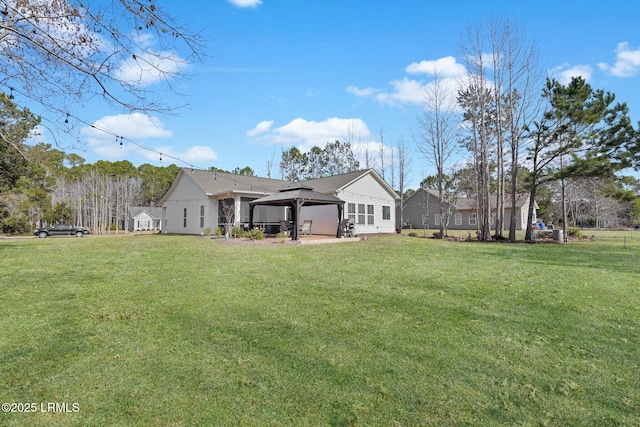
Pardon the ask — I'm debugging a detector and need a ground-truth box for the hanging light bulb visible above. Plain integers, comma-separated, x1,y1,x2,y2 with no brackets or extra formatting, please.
65,113,69,124
159,153,163,163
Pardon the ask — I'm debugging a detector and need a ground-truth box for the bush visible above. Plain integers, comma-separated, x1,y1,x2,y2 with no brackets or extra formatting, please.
275,231,288,239
214,227,223,236
432,231,442,239
408,232,418,237
246,228,265,240
568,227,583,238
231,227,245,238
203,228,211,237
1,215,31,234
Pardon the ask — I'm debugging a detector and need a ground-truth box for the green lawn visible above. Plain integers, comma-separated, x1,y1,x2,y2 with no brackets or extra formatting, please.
1,232,639,426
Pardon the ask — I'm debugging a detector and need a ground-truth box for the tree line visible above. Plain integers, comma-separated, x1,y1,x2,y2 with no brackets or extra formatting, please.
0,95,180,234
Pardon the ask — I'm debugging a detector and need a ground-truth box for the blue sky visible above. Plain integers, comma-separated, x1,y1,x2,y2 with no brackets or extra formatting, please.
47,0,640,188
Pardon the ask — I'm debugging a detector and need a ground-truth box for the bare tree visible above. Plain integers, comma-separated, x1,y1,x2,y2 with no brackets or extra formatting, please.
396,135,411,231
378,128,386,180
459,22,493,240
497,18,542,241
220,198,235,240
416,69,458,238
0,0,203,118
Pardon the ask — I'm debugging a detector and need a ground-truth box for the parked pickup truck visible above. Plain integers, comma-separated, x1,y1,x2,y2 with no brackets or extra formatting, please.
34,224,91,238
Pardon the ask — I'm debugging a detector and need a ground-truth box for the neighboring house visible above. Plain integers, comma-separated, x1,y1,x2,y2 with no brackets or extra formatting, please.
159,168,399,236
127,206,163,231
398,187,537,231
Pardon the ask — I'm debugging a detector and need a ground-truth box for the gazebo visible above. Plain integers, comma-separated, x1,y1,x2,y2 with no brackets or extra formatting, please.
249,185,345,240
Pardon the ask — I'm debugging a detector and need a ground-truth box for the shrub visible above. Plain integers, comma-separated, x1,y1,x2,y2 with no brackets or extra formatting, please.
231,227,245,238
203,228,212,237
408,232,418,237
246,228,265,240
214,227,223,236
432,231,442,239
275,231,288,239
568,227,583,238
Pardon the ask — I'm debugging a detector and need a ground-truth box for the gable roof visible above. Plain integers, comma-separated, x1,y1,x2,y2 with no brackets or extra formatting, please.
128,206,163,219
404,187,535,210
160,168,399,204
249,187,344,207
301,169,399,199
159,169,288,204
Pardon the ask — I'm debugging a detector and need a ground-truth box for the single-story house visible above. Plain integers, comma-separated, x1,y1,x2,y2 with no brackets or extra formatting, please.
127,206,163,231
159,168,399,238
398,187,537,231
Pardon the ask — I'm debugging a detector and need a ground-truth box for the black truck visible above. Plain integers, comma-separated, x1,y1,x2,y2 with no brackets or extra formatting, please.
34,224,91,238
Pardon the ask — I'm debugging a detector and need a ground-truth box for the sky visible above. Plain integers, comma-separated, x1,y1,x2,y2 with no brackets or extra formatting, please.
33,0,640,188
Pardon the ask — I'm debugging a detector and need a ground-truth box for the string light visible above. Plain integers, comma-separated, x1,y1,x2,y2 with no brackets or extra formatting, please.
0,83,207,170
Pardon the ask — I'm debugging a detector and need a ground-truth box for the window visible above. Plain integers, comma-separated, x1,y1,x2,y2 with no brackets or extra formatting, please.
358,204,366,224
422,214,429,226
469,213,476,226
454,213,462,225
183,208,187,228
367,205,374,225
382,205,391,220
348,203,356,222
200,205,205,228
434,214,441,226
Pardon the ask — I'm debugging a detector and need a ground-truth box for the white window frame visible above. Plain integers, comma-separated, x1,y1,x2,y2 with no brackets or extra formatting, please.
434,214,441,226
367,204,374,225
469,213,477,226
358,204,366,225
382,205,391,220
455,213,462,225
348,203,356,222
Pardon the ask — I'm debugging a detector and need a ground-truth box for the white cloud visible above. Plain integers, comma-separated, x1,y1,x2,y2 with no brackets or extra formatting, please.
598,42,640,77
145,146,218,164
348,56,468,108
549,63,593,84
247,117,372,152
346,85,380,97
227,0,262,7
246,120,274,137
82,113,173,140
406,56,466,77
374,78,428,106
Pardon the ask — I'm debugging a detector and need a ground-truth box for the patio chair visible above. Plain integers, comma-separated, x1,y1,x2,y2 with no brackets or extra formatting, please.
280,220,291,235
299,220,312,236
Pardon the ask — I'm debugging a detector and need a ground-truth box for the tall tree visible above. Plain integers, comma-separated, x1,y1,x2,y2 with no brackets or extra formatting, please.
416,70,458,238
523,77,627,240
396,135,411,230
459,22,494,240
0,92,41,191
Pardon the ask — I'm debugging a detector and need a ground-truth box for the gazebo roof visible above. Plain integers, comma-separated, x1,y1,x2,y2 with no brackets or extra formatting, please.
249,187,344,207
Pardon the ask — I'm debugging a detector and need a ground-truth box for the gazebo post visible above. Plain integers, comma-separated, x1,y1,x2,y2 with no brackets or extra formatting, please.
336,203,344,238
249,204,255,230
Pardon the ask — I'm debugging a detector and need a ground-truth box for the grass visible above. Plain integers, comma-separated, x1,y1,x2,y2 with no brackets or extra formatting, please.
1,232,639,426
